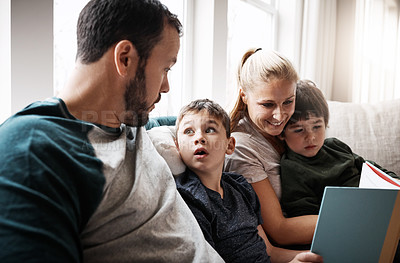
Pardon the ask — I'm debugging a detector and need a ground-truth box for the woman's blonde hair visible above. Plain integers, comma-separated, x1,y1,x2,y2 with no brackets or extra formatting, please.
230,48,299,132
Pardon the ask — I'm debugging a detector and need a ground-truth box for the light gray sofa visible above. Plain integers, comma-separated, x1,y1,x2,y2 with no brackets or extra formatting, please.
326,99,400,176
148,98,400,177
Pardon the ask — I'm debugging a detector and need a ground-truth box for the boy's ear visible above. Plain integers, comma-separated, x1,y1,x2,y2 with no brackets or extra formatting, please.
278,133,285,141
225,137,236,155
114,40,139,77
174,137,179,150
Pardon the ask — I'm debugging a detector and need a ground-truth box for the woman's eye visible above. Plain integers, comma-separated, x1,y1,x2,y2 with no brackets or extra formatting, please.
262,103,274,108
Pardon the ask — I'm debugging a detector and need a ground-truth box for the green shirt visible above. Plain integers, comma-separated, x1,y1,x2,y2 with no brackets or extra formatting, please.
280,137,364,217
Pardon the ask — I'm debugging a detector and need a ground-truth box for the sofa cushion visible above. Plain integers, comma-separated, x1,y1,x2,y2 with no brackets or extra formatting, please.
147,126,186,176
326,99,400,176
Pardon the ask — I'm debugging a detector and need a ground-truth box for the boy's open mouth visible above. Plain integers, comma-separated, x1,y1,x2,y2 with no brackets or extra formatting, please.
194,148,208,156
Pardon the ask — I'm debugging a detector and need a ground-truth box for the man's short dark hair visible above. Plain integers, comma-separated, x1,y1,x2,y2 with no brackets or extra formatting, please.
76,0,182,64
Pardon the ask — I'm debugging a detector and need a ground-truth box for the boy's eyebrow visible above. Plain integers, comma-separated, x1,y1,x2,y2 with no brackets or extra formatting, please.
288,119,323,128
313,119,323,124
206,119,219,125
181,118,220,127
182,119,193,126
287,123,302,128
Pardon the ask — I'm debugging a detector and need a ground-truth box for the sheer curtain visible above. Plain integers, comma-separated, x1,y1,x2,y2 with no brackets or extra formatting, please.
299,0,337,100
352,0,400,103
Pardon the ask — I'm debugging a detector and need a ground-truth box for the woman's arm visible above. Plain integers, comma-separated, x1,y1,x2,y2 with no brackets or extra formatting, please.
257,225,322,263
258,225,302,263
252,178,318,245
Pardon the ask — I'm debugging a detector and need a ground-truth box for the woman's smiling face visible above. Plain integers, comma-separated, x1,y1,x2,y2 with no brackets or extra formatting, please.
241,78,296,136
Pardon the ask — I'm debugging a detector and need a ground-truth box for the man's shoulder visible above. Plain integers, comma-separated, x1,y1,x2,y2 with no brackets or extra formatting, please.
1,98,94,139
0,99,99,169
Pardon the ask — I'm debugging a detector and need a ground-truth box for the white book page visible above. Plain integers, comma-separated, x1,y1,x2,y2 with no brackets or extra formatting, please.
359,162,400,189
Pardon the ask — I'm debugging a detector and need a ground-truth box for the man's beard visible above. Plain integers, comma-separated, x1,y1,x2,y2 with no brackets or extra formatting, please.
123,65,157,127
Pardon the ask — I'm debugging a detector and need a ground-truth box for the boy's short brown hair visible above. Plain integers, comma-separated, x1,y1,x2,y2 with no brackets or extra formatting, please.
176,99,231,138
288,79,330,127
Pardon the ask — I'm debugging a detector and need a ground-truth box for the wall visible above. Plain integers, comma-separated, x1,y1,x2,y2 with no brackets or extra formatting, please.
11,0,53,114
0,0,11,124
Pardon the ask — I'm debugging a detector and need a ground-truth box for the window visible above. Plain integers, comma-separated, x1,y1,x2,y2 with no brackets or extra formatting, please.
150,0,186,117
226,0,277,106
54,0,88,95
352,0,400,103
53,0,187,117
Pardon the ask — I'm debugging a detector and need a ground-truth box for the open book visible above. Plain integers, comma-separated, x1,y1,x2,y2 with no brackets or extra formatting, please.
310,162,400,263
359,161,400,189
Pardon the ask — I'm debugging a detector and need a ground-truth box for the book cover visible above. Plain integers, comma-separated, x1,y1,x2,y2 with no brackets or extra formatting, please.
310,186,400,263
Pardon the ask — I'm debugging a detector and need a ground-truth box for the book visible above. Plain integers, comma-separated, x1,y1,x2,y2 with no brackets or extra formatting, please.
359,161,400,189
310,163,400,263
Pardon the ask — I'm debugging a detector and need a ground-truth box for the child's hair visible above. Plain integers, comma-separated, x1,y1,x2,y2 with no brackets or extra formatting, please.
288,79,329,126
230,48,299,132
176,99,231,138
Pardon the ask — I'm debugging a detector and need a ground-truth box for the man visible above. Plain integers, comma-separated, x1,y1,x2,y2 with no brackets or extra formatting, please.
0,0,223,262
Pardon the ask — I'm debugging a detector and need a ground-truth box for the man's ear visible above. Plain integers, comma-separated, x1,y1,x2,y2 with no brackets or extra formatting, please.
114,40,139,77
226,137,236,155
239,88,247,104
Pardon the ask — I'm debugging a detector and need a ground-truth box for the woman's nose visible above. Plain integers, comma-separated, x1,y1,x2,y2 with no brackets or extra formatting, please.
272,107,285,121
272,113,283,121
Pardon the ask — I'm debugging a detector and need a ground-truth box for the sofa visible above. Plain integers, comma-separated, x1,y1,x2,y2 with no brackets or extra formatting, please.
147,98,400,177
326,99,400,176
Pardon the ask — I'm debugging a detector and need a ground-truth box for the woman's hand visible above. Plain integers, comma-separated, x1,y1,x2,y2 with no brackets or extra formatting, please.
289,252,323,263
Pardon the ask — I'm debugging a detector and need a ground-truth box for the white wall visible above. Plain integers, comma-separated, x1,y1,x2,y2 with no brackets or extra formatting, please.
0,0,11,124
10,0,53,114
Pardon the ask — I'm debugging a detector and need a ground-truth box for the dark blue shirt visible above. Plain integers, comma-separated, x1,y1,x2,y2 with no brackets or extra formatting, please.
176,169,270,263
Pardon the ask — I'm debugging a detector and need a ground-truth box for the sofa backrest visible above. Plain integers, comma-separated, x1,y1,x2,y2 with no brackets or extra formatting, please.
326,99,400,176
147,99,400,177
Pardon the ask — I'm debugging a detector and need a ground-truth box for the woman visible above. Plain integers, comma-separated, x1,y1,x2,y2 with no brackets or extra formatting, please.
225,48,317,247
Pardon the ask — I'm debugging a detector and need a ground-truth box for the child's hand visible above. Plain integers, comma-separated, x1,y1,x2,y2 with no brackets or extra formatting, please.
290,251,323,263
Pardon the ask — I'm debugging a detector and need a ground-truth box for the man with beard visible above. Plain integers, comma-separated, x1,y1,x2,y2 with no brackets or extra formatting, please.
0,0,223,262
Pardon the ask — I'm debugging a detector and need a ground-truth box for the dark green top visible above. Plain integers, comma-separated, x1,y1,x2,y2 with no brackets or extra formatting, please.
281,137,365,217
0,98,105,262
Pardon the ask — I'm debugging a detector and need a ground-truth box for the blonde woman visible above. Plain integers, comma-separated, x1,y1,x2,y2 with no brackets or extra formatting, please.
225,48,317,249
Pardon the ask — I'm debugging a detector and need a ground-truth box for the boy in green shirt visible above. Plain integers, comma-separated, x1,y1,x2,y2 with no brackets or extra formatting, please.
279,79,398,218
